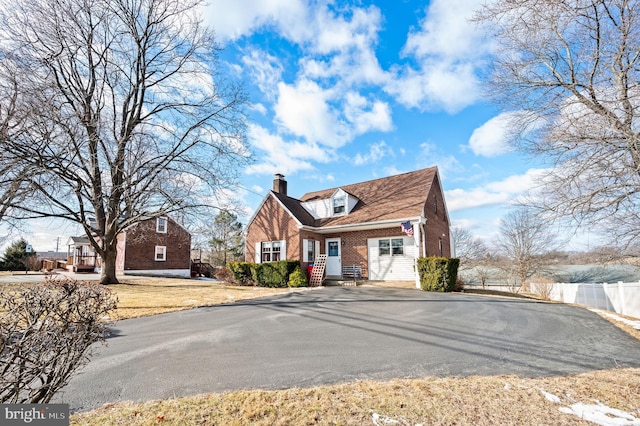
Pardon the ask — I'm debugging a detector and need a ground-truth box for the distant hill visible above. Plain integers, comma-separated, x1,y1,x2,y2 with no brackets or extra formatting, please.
460,263,640,286
544,264,640,283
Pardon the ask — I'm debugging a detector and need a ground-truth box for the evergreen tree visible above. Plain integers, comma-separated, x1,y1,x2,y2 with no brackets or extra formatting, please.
0,238,35,271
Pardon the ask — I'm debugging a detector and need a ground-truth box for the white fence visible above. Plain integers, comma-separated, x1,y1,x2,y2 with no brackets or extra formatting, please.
541,281,640,319
465,281,640,319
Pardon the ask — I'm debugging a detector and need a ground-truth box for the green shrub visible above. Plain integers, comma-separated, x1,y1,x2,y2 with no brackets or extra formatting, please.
227,262,254,285
417,257,460,292
251,260,300,288
288,266,308,288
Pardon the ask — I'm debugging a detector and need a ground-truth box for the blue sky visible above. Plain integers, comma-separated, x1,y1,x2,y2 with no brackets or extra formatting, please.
13,0,582,253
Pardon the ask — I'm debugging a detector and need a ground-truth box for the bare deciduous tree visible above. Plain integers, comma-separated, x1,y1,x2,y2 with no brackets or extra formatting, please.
0,62,34,230
451,225,490,270
0,0,249,283
0,278,117,403
209,210,244,267
475,0,640,247
495,208,559,292
452,226,499,289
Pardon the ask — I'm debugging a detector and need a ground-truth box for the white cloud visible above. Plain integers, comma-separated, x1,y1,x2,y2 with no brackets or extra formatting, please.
274,79,349,146
311,5,380,54
403,0,486,60
250,103,267,115
245,124,336,176
382,166,404,177
241,49,283,101
417,142,463,179
468,111,545,157
468,112,519,157
446,187,510,211
205,0,308,42
274,80,392,147
353,141,393,166
344,92,393,134
445,168,548,212
386,63,480,113
209,2,393,157
485,169,547,193
206,0,384,69
385,0,490,113
297,5,387,86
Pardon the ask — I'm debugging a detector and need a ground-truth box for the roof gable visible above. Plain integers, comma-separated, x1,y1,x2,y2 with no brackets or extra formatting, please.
247,167,443,231
300,167,438,227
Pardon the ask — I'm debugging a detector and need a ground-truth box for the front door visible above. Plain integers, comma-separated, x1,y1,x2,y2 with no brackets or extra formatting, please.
326,238,341,276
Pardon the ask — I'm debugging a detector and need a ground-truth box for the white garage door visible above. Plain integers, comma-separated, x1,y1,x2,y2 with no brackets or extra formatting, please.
367,237,417,281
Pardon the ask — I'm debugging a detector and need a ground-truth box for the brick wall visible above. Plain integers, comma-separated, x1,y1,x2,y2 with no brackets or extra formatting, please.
123,217,191,271
423,174,451,257
245,194,301,263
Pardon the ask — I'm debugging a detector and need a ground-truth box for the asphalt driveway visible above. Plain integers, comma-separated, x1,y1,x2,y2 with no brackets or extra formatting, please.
57,286,640,412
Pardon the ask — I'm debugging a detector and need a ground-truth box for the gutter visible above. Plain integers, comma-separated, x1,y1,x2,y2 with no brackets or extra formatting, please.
298,217,422,234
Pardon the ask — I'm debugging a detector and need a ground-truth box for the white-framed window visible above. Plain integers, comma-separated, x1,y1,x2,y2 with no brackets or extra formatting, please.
261,241,282,262
254,240,287,263
378,238,404,256
155,245,166,261
303,239,319,263
333,196,346,215
156,217,168,233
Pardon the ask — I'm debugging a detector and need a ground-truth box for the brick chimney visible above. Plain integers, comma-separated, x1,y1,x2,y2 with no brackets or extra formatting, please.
273,173,287,195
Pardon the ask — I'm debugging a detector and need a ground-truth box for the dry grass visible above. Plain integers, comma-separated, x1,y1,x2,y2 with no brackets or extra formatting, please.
105,278,296,320
0,277,296,320
70,368,640,425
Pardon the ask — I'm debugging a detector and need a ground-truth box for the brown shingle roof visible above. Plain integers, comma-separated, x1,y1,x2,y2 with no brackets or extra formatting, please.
291,167,437,228
271,191,317,226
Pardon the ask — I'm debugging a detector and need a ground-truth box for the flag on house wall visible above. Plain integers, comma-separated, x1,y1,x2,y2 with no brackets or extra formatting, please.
401,221,414,236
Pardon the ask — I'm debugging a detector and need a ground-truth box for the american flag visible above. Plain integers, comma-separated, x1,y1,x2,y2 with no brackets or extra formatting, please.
401,221,414,236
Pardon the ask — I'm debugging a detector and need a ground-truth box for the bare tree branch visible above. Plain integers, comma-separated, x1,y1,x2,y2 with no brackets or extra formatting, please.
475,0,640,247
495,208,561,292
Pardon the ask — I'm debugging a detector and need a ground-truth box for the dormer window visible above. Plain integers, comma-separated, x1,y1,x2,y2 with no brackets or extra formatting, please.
333,196,346,215
301,188,357,219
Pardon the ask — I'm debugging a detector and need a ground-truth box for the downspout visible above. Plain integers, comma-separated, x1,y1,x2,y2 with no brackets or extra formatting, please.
421,222,426,257
449,227,455,258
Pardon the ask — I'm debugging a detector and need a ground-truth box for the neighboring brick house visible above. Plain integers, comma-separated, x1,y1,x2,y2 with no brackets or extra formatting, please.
67,216,192,277
245,167,451,287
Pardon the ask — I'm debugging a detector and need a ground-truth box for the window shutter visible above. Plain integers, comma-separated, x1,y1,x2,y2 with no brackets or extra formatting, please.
314,240,320,258
255,242,261,263
302,239,309,262
281,240,287,260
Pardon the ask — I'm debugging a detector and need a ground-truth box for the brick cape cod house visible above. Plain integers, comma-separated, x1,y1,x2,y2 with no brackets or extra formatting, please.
244,167,452,288
67,216,192,277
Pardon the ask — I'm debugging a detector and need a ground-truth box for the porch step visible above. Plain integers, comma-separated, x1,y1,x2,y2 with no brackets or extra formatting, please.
324,279,359,287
